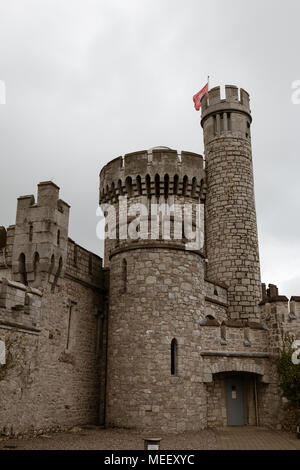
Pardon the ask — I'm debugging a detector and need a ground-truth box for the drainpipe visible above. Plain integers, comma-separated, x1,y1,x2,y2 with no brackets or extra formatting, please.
254,376,259,426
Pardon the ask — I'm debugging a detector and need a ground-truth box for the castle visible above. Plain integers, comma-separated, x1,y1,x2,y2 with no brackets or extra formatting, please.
0,85,299,436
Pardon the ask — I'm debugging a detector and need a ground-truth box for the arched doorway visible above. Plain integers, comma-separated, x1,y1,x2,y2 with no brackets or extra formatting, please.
206,372,260,427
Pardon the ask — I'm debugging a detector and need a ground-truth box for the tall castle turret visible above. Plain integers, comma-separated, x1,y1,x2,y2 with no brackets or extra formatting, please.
201,86,261,320
99,148,208,432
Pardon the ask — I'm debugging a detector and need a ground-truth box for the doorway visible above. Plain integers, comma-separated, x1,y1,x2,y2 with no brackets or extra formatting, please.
226,376,246,426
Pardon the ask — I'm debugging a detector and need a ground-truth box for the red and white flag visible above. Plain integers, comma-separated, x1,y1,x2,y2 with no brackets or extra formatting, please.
193,82,208,111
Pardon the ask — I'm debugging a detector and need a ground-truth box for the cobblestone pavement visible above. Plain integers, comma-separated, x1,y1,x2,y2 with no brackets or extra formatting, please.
0,426,217,450
0,426,299,451
215,426,300,450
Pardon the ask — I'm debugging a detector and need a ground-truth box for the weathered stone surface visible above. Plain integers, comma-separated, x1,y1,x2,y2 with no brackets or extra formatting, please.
0,85,299,437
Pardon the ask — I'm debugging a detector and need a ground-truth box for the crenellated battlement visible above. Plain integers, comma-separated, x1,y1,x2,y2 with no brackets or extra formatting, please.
201,85,251,118
201,85,252,143
0,277,42,332
261,283,289,304
100,148,206,204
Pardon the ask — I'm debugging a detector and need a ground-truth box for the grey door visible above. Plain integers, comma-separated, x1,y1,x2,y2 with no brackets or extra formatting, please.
226,376,246,426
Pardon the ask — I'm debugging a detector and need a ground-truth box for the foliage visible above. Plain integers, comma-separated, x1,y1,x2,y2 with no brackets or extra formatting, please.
278,331,300,405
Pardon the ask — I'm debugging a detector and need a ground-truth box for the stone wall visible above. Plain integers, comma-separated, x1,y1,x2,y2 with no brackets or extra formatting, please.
202,86,262,320
0,275,105,437
106,248,207,433
0,181,106,437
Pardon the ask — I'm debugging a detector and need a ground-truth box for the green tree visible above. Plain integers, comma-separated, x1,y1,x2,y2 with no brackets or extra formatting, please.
278,332,300,405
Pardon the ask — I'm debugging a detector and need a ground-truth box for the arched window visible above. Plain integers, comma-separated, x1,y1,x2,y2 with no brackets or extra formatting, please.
29,224,33,242
89,253,93,275
125,177,133,197
206,315,215,321
146,174,151,198
155,174,160,198
136,176,142,196
182,175,188,196
191,177,197,198
57,229,60,246
118,179,124,196
18,253,28,285
51,257,63,293
171,338,178,376
48,254,55,280
122,258,127,293
164,174,169,199
173,175,179,195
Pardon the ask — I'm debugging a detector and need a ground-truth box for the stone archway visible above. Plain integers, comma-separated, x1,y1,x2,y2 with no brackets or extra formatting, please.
201,357,272,428
202,357,270,384
206,371,263,428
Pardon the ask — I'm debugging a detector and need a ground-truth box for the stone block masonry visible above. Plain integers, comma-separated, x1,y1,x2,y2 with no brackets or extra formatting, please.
201,86,261,320
0,84,299,437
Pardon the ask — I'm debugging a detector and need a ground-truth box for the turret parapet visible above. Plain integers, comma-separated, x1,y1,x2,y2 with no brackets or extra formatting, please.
201,86,252,143
201,85,251,121
100,148,206,205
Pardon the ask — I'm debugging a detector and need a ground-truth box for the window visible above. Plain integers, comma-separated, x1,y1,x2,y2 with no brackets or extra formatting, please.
136,176,142,196
29,224,33,242
18,253,28,285
122,258,127,293
171,339,178,376
173,175,179,195
164,174,169,199
227,113,231,131
125,176,133,197
118,179,124,196
191,177,197,198
57,229,60,246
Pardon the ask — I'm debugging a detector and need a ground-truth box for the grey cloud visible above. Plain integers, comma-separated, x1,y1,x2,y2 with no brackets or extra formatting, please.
0,0,299,295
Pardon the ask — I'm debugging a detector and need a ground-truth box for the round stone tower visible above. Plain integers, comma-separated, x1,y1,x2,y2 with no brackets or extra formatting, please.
99,148,208,433
201,86,261,320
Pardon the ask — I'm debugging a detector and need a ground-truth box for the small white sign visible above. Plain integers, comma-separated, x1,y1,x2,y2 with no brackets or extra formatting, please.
148,445,159,450
232,391,237,400
0,340,6,364
0,81,6,104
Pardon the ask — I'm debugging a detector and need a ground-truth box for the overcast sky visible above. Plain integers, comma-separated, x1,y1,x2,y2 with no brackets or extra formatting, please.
0,0,299,297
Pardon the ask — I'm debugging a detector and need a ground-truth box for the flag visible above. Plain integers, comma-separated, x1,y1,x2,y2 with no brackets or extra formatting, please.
193,82,208,111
